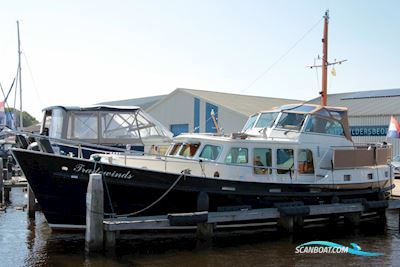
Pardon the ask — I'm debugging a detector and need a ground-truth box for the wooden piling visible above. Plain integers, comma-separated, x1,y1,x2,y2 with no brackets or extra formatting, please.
104,231,116,251
0,160,3,205
85,173,104,253
4,187,10,203
6,156,12,180
27,185,35,219
344,212,361,227
278,216,294,233
196,222,214,242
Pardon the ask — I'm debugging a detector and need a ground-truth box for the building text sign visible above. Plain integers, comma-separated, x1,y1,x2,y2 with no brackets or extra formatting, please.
349,126,388,137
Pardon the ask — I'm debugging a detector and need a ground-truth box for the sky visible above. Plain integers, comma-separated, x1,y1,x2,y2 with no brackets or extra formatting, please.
0,0,399,121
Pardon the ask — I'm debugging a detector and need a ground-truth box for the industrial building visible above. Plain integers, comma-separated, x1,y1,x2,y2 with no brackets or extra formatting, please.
101,87,400,156
310,88,400,156
101,88,300,136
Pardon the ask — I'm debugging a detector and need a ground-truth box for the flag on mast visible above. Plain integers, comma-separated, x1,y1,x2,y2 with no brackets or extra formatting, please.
387,116,400,138
0,101,5,125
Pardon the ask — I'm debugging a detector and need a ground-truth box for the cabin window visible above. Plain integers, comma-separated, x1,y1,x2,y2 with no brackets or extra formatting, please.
225,148,248,164
179,143,201,157
46,108,65,138
277,149,294,174
298,149,314,174
67,112,98,139
101,113,139,139
168,143,182,156
255,112,279,128
253,148,272,175
242,114,259,131
304,116,344,136
199,145,222,161
276,112,306,130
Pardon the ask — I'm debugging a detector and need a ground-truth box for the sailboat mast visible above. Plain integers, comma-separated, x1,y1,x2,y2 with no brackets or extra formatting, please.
321,11,329,106
17,20,23,130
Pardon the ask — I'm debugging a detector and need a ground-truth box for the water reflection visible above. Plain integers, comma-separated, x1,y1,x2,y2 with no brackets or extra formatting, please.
0,188,399,267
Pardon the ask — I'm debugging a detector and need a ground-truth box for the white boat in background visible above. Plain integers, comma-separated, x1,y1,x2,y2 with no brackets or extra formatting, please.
21,105,173,158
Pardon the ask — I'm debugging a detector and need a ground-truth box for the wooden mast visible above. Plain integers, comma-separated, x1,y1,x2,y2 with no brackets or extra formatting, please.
321,10,329,106
308,11,346,106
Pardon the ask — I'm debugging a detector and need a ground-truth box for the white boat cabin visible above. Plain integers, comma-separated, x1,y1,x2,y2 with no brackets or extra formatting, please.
100,104,392,189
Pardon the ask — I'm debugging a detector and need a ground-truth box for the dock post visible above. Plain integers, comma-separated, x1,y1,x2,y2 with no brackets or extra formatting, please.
278,216,294,233
104,231,116,251
85,173,104,253
196,191,213,243
196,222,214,243
344,212,361,227
4,187,10,203
293,216,304,230
27,185,35,219
6,156,12,180
0,160,3,206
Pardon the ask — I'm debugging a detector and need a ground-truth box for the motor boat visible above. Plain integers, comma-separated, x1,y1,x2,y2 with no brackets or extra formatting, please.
20,105,173,158
11,103,393,229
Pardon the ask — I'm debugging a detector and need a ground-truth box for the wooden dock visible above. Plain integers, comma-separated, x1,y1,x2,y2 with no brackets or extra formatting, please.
392,179,400,197
103,200,400,232
83,174,400,253
0,161,32,214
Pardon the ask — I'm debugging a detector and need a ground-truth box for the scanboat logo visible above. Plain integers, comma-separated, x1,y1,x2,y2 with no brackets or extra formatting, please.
295,241,384,257
73,164,134,179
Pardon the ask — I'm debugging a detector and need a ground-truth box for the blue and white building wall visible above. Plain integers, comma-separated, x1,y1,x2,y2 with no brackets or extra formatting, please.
146,89,248,136
349,115,400,156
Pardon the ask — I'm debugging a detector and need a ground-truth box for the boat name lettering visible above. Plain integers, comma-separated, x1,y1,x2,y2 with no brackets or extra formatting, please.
73,164,133,179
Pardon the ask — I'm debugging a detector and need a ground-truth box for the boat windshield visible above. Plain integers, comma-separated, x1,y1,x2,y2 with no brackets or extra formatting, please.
304,115,344,136
275,112,306,130
43,108,66,139
242,114,259,132
255,112,279,128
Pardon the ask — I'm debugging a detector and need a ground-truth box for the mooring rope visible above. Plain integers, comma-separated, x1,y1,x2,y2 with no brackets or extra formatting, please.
104,168,190,218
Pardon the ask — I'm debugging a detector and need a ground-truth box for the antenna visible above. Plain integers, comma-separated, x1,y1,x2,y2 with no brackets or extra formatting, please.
307,10,347,106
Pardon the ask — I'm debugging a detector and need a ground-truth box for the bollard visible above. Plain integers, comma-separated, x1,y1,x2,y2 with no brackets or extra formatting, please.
85,173,104,253
27,185,36,219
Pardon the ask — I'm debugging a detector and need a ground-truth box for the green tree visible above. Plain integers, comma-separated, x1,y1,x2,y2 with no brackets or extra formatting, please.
5,108,39,127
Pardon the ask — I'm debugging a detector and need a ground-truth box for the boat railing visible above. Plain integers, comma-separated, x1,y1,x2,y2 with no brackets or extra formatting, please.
8,130,144,157
315,143,392,183
10,130,389,181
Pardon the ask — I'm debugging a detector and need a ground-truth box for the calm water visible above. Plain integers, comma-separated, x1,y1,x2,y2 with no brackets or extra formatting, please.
1,187,399,267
